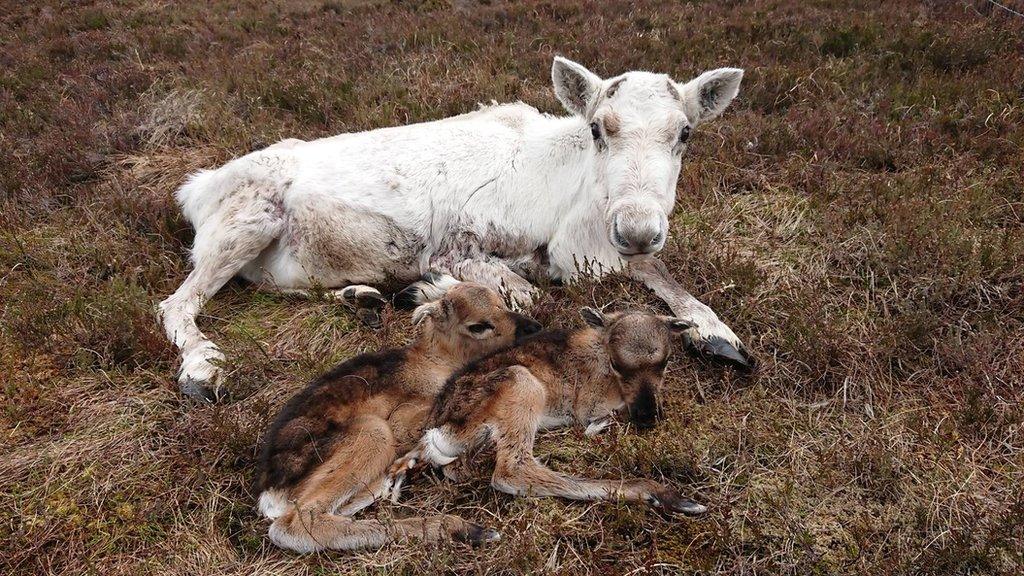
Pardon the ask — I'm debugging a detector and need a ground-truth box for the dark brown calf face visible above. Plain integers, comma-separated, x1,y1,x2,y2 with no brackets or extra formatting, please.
581,308,691,428
415,283,541,360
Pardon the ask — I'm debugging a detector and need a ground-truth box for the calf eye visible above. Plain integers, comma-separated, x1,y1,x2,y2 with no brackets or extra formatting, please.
590,122,602,141
468,322,493,334
678,125,691,144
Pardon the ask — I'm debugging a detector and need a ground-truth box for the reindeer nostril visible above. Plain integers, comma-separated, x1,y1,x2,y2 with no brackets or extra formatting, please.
649,232,663,246
612,221,631,249
514,316,542,339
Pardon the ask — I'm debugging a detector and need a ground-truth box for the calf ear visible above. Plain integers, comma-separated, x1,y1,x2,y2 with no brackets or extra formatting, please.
412,300,452,327
677,68,743,125
664,317,695,335
411,302,439,326
580,307,606,328
552,56,603,117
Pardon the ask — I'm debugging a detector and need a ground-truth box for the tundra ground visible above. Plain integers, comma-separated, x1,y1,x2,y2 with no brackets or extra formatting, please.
1,1,1023,574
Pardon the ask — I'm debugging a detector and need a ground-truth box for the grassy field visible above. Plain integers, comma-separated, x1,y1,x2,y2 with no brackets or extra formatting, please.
2,0,1023,573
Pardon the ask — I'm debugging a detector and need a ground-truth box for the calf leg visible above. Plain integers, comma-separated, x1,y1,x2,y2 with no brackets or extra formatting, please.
158,201,283,401
264,415,497,552
398,367,706,515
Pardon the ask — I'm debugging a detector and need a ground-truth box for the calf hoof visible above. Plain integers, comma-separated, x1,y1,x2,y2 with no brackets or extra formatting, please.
648,490,708,517
457,523,501,545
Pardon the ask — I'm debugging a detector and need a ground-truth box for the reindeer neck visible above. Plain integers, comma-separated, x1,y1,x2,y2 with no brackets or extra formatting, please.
409,334,466,377
479,114,602,242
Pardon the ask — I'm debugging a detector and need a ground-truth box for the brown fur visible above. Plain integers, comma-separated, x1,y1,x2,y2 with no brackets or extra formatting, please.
255,283,540,553
389,308,706,518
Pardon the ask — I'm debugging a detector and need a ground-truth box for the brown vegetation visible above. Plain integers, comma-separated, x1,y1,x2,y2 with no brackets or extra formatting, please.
2,0,1022,574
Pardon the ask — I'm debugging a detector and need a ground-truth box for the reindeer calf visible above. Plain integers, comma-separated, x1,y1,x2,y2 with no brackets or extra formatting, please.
255,283,540,553
391,307,707,517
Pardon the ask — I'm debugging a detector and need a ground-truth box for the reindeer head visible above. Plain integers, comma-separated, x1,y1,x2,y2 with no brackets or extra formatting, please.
580,307,692,429
413,283,541,364
552,57,743,259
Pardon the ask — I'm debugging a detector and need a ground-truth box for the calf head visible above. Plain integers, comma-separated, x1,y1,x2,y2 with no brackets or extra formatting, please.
413,283,541,363
581,307,692,429
552,56,743,258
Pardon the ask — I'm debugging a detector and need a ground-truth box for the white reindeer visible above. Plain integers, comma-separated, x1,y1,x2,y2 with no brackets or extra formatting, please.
159,57,749,401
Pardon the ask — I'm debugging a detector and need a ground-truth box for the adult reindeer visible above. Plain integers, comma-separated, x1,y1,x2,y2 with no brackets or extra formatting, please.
159,56,750,401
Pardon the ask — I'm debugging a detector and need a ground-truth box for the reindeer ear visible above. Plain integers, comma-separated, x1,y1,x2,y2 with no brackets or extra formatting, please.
580,307,606,328
664,317,695,335
411,301,439,326
412,299,453,327
552,56,603,117
677,68,743,125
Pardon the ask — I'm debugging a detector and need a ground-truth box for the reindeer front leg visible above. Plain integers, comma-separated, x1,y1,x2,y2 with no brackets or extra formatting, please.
629,258,753,369
396,258,537,311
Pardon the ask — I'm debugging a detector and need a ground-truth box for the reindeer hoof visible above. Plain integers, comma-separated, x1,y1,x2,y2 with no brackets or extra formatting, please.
458,523,502,545
178,376,228,403
341,287,387,328
178,347,228,403
356,307,383,328
691,335,755,371
650,492,708,517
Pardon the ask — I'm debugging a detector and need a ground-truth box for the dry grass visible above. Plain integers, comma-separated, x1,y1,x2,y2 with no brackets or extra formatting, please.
2,0,1023,574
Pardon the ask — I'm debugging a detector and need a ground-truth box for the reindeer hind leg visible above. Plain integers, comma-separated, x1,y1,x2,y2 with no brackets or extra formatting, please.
159,187,284,401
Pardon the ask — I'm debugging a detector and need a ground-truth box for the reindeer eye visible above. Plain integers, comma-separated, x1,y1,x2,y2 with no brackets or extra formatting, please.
590,122,602,141
678,125,691,144
467,322,493,334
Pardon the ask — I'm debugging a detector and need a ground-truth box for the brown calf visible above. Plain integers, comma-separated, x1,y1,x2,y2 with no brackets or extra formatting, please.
255,283,540,552
389,307,706,521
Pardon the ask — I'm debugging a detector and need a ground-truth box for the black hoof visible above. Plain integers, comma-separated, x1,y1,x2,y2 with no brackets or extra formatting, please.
650,492,708,517
356,307,383,329
179,377,228,404
457,523,501,545
690,335,756,372
354,290,387,311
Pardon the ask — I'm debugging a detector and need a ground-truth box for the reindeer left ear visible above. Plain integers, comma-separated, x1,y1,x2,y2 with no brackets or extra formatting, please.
411,301,439,326
663,317,695,335
412,299,453,327
677,68,743,125
552,56,603,117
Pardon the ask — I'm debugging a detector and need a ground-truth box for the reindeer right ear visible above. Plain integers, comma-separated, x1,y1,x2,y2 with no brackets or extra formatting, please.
580,307,606,328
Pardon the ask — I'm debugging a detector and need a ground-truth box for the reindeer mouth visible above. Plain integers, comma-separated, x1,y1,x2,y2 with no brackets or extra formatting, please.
627,385,661,429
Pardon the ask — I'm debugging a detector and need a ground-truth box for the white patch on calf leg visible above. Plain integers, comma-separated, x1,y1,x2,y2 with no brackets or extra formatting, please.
258,489,290,520
584,416,613,436
420,427,463,467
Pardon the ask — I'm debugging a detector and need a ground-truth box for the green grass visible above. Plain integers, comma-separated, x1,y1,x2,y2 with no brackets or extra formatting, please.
2,0,1023,574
